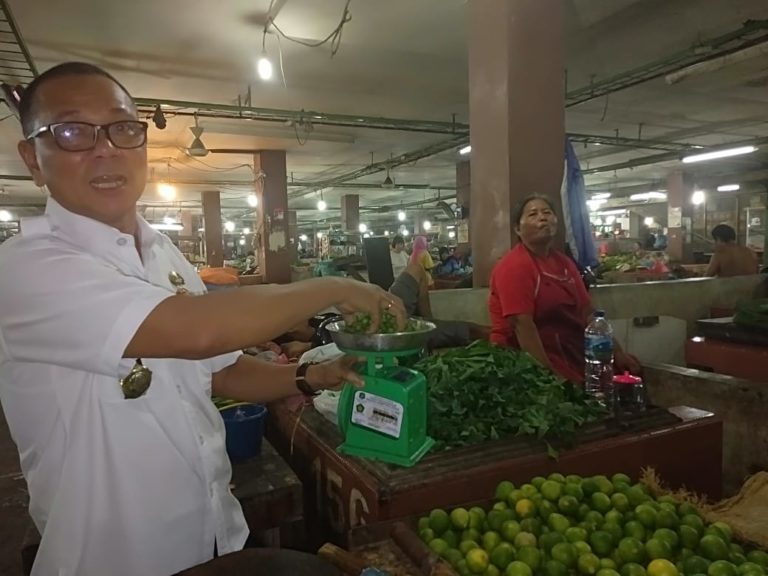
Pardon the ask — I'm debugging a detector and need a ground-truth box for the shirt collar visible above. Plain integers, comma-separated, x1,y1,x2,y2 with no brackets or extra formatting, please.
45,197,161,256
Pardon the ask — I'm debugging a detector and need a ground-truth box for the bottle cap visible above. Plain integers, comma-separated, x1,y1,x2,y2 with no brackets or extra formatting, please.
613,371,642,385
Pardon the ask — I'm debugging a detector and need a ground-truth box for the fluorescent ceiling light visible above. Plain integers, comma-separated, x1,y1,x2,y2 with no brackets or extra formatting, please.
242,227,251,235
448,231,456,239
591,193,611,200
587,199,608,212
717,184,740,192
317,199,327,211
682,146,757,164
597,209,628,216
692,190,706,205
397,210,406,221
257,55,273,80
644,217,655,226
630,192,667,201
316,231,324,238
0,209,13,222
224,221,235,232
402,229,410,237
163,215,177,225
150,223,183,231
247,194,258,207
384,230,390,236
299,234,308,241
459,145,472,155
422,220,432,231
239,238,246,245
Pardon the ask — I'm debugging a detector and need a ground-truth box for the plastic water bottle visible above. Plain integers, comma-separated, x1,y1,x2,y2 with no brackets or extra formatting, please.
584,310,614,408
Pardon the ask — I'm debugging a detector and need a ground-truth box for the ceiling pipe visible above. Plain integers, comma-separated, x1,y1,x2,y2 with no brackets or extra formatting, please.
665,40,768,85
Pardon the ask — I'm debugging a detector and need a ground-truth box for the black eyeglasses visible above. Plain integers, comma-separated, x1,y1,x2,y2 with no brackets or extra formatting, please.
25,120,149,152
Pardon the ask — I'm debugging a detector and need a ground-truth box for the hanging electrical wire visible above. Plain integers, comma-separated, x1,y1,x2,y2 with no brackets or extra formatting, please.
265,0,352,57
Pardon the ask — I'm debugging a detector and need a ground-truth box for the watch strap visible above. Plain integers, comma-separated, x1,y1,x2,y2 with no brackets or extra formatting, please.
295,362,319,397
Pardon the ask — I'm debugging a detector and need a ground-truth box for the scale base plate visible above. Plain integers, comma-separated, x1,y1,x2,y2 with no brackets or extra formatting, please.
338,435,435,468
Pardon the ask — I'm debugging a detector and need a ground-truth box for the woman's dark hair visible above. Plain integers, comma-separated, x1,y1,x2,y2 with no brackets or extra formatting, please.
438,246,449,258
512,195,557,226
391,235,405,248
712,224,736,243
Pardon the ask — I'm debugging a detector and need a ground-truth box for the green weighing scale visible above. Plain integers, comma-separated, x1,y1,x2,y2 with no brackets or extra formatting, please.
325,319,436,467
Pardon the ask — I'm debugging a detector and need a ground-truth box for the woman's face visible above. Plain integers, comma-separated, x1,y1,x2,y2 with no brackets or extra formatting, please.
516,199,558,246
393,242,404,253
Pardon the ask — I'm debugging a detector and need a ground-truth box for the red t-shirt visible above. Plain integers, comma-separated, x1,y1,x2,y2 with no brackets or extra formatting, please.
488,244,591,381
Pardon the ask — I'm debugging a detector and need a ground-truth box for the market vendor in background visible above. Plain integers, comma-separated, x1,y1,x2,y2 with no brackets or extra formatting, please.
488,195,641,383
706,224,758,278
410,234,435,287
389,234,410,278
434,246,462,277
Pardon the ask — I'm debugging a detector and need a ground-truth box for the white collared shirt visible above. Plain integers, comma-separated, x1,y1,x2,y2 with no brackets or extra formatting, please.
0,198,248,576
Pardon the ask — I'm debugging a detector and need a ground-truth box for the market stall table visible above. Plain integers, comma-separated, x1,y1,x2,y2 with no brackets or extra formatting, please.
686,317,768,381
267,403,722,545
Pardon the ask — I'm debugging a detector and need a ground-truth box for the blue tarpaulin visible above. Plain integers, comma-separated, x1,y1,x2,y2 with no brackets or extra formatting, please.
560,138,598,270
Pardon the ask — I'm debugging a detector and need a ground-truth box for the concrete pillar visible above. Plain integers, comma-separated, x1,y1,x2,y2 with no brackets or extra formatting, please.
468,0,565,287
666,170,686,262
180,210,193,237
254,150,291,284
287,210,298,264
456,160,471,252
201,190,224,267
341,194,360,233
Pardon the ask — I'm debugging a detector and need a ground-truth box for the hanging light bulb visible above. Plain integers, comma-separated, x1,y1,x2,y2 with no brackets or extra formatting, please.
247,194,258,207
0,209,12,222
358,223,368,233
242,227,251,235
224,221,235,232
158,183,176,200
397,210,406,222
299,234,308,241
257,55,273,80
422,220,432,231
316,231,324,239
317,190,327,211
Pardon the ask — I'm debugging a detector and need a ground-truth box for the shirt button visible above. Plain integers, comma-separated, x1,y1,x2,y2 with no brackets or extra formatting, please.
209,484,214,497
176,384,182,393
198,435,205,445
117,238,128,246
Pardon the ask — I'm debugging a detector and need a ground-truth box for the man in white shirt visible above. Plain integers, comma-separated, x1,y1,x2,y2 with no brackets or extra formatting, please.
0,62,405,576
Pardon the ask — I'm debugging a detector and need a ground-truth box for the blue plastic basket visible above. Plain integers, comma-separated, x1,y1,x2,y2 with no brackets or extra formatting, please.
220,404,267,463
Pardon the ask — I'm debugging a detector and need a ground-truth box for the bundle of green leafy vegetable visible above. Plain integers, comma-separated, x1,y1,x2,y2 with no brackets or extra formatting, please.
415,341,606,455
734,299,768,334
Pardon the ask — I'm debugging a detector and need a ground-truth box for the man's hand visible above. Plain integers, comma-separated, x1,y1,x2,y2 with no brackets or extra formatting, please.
332,279,407,332
615,349,642,376
305,356,364,391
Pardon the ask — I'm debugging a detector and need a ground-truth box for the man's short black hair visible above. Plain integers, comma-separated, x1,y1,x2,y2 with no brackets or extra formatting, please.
438,246,450,258
712,223,736,243
18,62,134,137
391,235,405,248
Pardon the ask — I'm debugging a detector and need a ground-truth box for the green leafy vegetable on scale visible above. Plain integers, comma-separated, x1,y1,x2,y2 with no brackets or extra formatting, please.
345,311,418,334
415,341,606,455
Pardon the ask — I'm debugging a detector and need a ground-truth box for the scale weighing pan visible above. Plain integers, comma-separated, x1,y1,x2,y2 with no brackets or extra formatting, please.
324,318,436,467
324,318,436,353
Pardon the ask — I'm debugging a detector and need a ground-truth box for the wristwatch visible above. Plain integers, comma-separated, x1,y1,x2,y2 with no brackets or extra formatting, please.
295,362,319,397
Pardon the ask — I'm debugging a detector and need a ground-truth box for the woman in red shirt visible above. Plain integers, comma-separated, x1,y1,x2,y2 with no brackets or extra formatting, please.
488,195,640,383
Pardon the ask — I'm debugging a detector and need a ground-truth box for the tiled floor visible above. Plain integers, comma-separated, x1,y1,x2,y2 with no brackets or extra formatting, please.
0,410,27,576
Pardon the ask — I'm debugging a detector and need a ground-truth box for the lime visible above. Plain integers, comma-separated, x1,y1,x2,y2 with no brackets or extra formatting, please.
508,490,524,506
583,479,600,497
501,520,521,543
486,566,501,576
656,510,680,530
593,493,614,514
712,523,734,542
531,476,547,489
602,559,619,570
606,510,624,525
539,500,557,521
622,563,647,576
551,542,578,568
464,528,482,542
549,473,567,483
613,473,632,485
624,521,647,541
567,527,589,543
429,509,451,535
514,531,537,548
647,558,679,576
516,499,536,519
700,535,730,561
653,528,679,551
681,548,695,561
542,480,564,502
471,507,487,522
627,487,649,508
598,569,621,576
444,531,459,549
558,495,580,516
541,531,566,553
578,553,602,575
579,504,593,519
603,523,624,544
612,493,631,513
567,474,584,484
615,482,632,495
446,548,465,567
470,510,485,530
452,508,471,530
548,513,571,533
635,505,658,529
482,531,502,552
645,539,673,561
657,495,677,505
506,560,533,576
707,527,731,544
565,483,586,502
739,562,765,575
494,502,509,512
496,481,516,502
731,554,748,567
516,546,542,571
418,517,430,531
747,551,768,568
429,538,450,556
545,560,570,576
466,548,490,574
680,524,702,550
618,537,647,565
590,531,615,557
520,518,542,536
731,544,745,556
576,541,594,555
678,502,699,517
521,484,538,499
488,510,506,532
709,560,739,576
420,528,435,543
585,511,605,527
595,476,616,496
685,556,712,575
490,542,516,571
457,560,471,576
461,540,481,554
682,514,706,536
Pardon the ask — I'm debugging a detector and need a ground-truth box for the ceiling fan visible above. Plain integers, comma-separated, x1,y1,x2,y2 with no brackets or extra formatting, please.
186,115,209,157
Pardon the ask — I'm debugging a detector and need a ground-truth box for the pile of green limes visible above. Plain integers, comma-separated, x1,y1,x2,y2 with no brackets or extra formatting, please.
345,311,417,334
